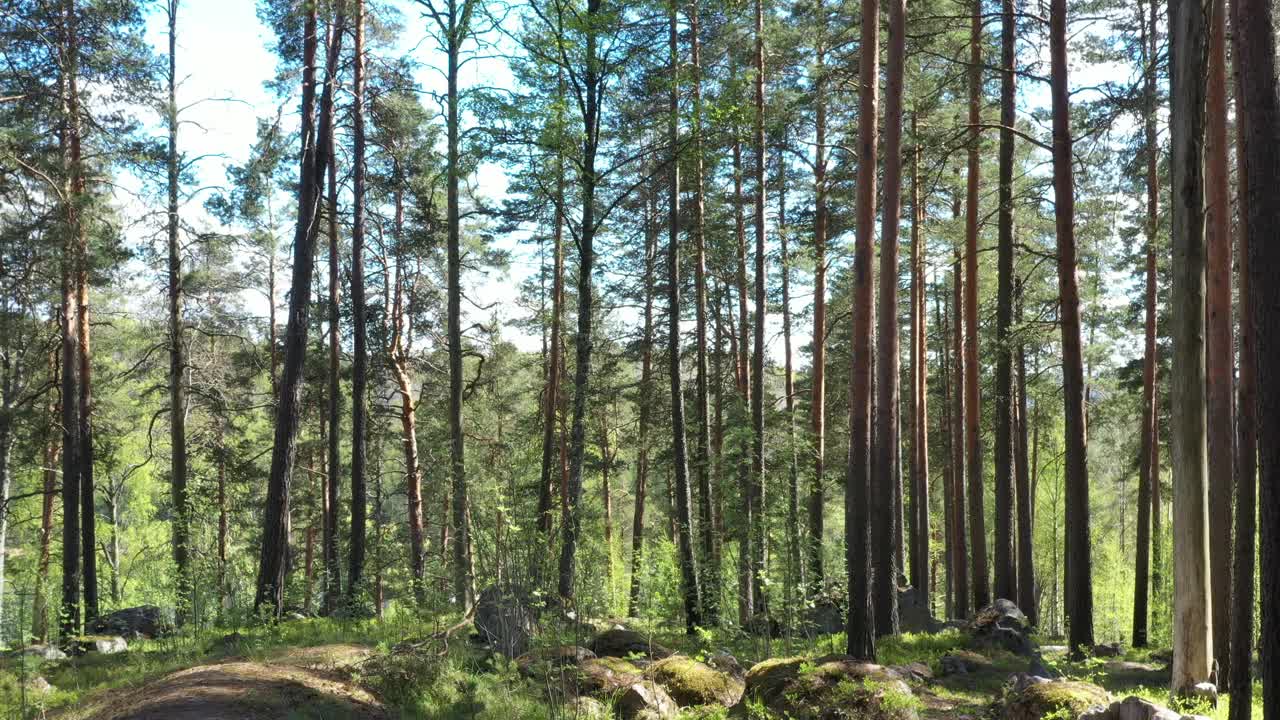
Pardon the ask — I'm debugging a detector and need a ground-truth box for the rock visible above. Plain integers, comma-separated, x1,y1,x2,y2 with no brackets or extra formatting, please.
644,655,744,707
86,605,174,640
1029,653,1060,679
474,585,539,657
1040,644,1070,655
1072,695,1194,720
969,599,1035,656
63,635,127,656
515,645,596,677
617,681,679,720
1001,680,1109,720
897,588,940,633
708,650,745,679
890,662,933,683
940,651,992,675
747,611,784,638
1111,696,1186,720
588,628,671,659
1190,682,1219,707
93,636,128,654
571,656,643,694
1092,643,1124,658
568,696,609,720
1102,661,1167,686
15,644,67,662
733,654,919,720
1007,672,1052,693
27,676,53,695
804,599,844,635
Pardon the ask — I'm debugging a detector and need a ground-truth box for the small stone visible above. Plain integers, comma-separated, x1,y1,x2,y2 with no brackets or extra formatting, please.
27,676,53,694
16,644,66,662
96,636,128,654
708,650,745,679
1190,682,1219,707
891,661,933,682
617,681,678,720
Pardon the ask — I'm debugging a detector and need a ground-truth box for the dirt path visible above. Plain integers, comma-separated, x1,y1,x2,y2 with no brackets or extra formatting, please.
66,644,387,720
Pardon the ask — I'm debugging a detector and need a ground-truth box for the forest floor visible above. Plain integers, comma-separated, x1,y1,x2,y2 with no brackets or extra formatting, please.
0,613,1258,720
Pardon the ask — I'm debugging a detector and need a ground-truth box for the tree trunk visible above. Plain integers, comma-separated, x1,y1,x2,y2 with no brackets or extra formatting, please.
445,9,474,612
1235,0,1280,710
59,0,83,637
537,79,567,538
629,180,657,617
1169,0,1214,692
1050,0,1094,658
847,0,878,659
667,6,703,631
732,136,754,624
35,398,58,642
951,251,970,619
808,0,829,600
557,0,603,602
1015,280,1035,624
909,128,930,598
992,0,1017,604
164,0,192,627
874,0,905,637
324,112,342,616
689,1,719,623
1226,0,1255,707
390,188,426,607
347,0,368,604
1205,0,1235,681
963,0,989,612
255,0,343,616
780,143,801,611
938,283,955,617
1133,0,1159,649
749,0,768,618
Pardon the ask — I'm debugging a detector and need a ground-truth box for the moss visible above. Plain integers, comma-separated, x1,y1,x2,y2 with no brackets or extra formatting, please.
738,655,918,720
644,655,744,707
1003,680,1109,720
572,656,643,695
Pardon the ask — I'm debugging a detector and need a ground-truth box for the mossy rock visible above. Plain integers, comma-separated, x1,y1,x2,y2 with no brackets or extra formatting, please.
644,655,744,707
1003,680,1109,720
571,655,644,695
515,645,596,677
734,654,919,720
589,628,672,659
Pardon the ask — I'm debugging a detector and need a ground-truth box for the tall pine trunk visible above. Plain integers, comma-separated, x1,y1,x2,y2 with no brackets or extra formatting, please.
909,128,930,598
1050,0,1094,658
667,4,703,631
1235,0,1280,710
164,0,191,627
556,0,603,601
629,181,657,616
749,0,768,618
992,0,1017,604
1205,0,1235,678
846,0,878,659
689,1,718,623
1227,0,1256,708
1132,0,1160,649
874,0,905,637
324,112,342,615
347,0,368,603
964,0,989,610
808,0,829,599
1169,0,1214,691
255,0,342,616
